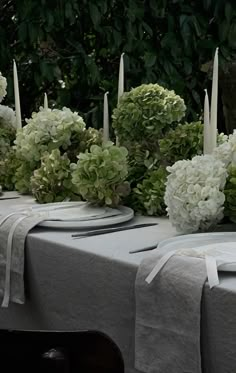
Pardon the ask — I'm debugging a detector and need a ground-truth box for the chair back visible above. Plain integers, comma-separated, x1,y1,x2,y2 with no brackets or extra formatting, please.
0,329,124,373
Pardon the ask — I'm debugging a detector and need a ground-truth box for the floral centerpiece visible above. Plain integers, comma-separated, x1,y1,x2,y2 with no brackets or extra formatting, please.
12,107,102,196
0,73,7,103
164,131,236,233
71,141,130,207
0,72,17,191
0,72,16,160
164,155,227,233
112,83,188,215
31,149,81,203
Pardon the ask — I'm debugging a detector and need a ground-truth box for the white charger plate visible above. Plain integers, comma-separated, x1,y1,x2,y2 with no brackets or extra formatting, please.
158,232,236,271
38,204,134,229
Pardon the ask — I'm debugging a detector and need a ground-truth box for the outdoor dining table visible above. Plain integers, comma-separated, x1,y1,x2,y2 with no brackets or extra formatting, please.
0,192,236,373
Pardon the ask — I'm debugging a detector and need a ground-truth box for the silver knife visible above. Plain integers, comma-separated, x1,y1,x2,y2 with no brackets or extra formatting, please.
129,244,158,254
72,223,158,238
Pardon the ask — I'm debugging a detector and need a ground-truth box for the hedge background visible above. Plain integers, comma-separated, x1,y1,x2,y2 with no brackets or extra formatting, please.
0,0,236,133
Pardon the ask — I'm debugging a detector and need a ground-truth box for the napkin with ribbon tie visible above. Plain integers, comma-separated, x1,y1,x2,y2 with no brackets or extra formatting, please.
135,241,236,373
135,250,207,373
0,211,50,307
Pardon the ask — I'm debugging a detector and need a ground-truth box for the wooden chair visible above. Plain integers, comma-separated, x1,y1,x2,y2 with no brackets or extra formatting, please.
0,329,124,373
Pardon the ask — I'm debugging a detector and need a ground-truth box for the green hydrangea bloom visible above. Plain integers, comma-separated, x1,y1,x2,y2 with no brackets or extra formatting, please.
71,141,130,206
13,107,102,194
224,162,236,223
0,105,16,160
31,149,81,203
15,107,86,163
130,166,168,216
14,161,33,194
112,83,186,144
0,149,21,190
159,121,203,164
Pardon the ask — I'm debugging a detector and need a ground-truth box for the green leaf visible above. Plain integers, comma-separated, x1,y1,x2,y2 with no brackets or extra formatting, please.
144,52,157,68
228,23,236,48
225,3,232,23
89,3,101,28
18,23,27,41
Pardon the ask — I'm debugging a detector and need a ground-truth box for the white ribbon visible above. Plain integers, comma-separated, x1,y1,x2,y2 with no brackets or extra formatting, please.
205,255,219,289
145,249,221,289
1,212,51,307
1,214,29,307
145,250,176,284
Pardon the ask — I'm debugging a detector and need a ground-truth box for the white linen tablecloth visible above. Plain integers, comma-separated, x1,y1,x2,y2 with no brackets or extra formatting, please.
0,193,236,373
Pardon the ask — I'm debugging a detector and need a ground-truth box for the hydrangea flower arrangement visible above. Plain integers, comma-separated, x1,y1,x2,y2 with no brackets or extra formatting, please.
164,155,228,233
15,107,86,163
132,166,167,215
71,142,130,206
159,121,203,164
0,73,7,103
0,73,17,192
13,107,102,194
0,105,16,160
112,83,186,145
0,149,20,191
224,162,236,223
31,149,81,203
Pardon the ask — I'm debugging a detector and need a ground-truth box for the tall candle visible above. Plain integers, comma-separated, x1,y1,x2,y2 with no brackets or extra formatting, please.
44,93,48,109
13,60,22,129
203,89,211,154
118,52,125,105
103,92,109,142
210,48,219,151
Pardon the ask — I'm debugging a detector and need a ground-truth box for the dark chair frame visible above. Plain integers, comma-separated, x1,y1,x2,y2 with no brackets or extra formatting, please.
0,329,124,373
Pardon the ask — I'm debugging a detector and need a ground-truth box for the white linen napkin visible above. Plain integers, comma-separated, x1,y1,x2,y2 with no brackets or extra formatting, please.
135,251,206,373
0,211,50,307
146,242,236,288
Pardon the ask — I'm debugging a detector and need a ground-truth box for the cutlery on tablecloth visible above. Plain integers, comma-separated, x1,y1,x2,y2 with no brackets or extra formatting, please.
129,244,158,254
71,223,158,238
0,196,20,200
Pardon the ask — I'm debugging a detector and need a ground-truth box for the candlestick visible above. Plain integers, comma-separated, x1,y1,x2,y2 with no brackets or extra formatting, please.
103,92,109,142
13,60,22,129
210,48,219,151
118,52,125,105
203,89,211,154
44,93,48,109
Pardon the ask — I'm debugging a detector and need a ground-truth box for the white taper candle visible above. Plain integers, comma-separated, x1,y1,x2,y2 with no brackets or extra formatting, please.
103,91,109,142
118,52,125,104
210,48,219,151
13,60,22,129
203,89,211,154
44,93,48,109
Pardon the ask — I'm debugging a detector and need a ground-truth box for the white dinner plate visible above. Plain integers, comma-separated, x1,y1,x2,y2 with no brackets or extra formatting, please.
38,204,134,229
158,232,236,271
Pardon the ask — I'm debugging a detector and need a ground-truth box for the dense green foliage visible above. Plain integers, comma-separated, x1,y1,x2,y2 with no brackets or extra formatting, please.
224,163,236,223
159,121,203,163
132,166,168,215
0,0,236,131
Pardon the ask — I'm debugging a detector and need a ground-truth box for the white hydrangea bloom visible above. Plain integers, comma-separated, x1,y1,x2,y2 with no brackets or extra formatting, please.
0,73,7,103
15,107,86,162
164,155,227,233
213,130,236,166
0,105,16,128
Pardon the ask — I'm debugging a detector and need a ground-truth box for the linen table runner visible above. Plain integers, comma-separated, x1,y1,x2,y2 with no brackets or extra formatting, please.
135,251,207,373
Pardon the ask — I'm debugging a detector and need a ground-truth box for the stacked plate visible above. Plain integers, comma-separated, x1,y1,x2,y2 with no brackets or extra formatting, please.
158,232,236,272
30,202,135,229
